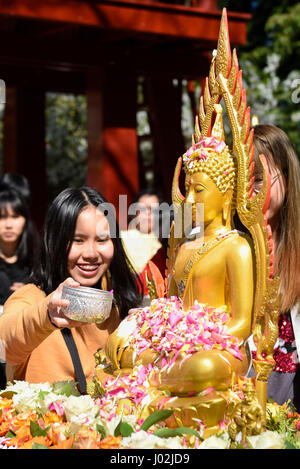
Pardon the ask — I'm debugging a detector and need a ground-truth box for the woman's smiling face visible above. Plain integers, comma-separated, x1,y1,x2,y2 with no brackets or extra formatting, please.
253,156,286,229
67,206,114,287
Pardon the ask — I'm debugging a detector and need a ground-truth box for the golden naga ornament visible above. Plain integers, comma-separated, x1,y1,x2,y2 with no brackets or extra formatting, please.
167,7,280,414
95,8,280,438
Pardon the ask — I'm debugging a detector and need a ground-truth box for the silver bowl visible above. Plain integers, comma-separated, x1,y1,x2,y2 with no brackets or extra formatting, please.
61,285,113,324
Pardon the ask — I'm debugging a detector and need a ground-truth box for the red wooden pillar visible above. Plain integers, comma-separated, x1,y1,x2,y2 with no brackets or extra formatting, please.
2,86,47,229
86,68,139,224
146,77,186,203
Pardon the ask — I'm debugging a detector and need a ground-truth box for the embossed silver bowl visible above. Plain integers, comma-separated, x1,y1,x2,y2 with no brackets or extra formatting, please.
61,285,113,324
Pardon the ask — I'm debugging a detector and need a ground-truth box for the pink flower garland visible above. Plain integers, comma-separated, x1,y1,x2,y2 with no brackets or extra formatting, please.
94,298,243,423
183,136,226,162
98,371,150,411
129,297,243,366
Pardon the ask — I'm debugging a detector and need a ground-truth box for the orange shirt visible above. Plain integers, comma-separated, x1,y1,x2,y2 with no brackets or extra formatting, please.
0,284,120,384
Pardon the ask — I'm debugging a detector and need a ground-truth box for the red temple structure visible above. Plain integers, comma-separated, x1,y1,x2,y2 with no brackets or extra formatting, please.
0,0,250,226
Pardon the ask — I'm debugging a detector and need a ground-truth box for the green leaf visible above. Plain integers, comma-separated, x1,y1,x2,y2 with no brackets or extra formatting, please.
0,390,16,399
4,430,16,438
30,420,48,437
284,439,298,450
114,421,134,438
96,423,106,440
32,442,50,449
52,381,80,397
153,426,202,440
38,390,50,399
140,409,173,432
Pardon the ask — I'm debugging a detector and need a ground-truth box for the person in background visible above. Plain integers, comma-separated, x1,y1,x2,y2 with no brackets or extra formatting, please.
0,182,39,389
250,124,300,411
121,189,170,304
0,184,39,306
0,173,31,207
0,186,142,389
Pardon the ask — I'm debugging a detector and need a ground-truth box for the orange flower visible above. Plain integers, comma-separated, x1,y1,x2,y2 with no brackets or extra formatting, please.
293,419,300,430
20,436,52,449
73,428,100,449
9,410,38,433
0,421,11,437
6,434,32,448
5,423,32,447
51,437,74,449
46,422,69,446
42,411,63,425
0,398,13,409
98,435,122,449
0,407,15,424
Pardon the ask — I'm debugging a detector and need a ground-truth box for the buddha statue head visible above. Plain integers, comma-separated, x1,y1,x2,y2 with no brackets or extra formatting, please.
181,104,237,229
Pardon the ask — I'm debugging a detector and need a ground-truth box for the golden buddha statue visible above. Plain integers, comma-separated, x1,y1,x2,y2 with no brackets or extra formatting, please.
96,9,280,435
148,107,254,395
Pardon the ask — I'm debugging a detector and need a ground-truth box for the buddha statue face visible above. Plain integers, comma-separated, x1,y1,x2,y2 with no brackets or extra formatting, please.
185,172,233,227
182,136,236,229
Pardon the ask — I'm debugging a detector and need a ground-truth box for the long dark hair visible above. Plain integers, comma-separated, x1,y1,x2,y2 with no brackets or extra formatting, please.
32,186,143,318
0,184,39,271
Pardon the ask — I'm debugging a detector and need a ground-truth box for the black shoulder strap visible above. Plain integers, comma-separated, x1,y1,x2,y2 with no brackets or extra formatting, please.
61,328,87,394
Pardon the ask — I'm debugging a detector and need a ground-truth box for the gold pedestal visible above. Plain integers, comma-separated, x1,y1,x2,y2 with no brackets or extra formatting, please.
148,391,231,438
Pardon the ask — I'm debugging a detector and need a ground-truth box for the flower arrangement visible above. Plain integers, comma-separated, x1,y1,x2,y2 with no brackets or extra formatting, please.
265,401,300,449
0,380,299,449
0,381,195,449
128,297,243,365
1,298,299,449
183,136,226,164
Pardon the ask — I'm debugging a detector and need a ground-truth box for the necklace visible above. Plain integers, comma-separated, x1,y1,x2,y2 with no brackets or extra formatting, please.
177,230,239,296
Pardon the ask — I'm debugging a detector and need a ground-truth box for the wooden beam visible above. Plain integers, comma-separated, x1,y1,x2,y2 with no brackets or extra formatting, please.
0,1,250,44
0,66,86,94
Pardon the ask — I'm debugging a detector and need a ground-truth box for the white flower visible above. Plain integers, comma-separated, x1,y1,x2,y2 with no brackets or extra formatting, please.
247,431,285,449
5,381,52,412
291,111,300,123
121,413,139,429
121,430,183,449
3,380,71,414
101,415,122,437
63,394,99,426
40,392,68,413
6,380,52,395
198,433,230,449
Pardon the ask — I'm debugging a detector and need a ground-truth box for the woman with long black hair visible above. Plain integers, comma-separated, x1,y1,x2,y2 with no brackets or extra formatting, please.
0,183,39,306
0,186,142,389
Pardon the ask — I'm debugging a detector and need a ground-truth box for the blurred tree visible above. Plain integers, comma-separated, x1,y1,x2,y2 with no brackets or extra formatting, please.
45,93,87,203
218,1,300,153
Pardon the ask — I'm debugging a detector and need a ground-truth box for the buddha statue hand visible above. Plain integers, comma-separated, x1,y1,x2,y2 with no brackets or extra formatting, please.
105,314,138,369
